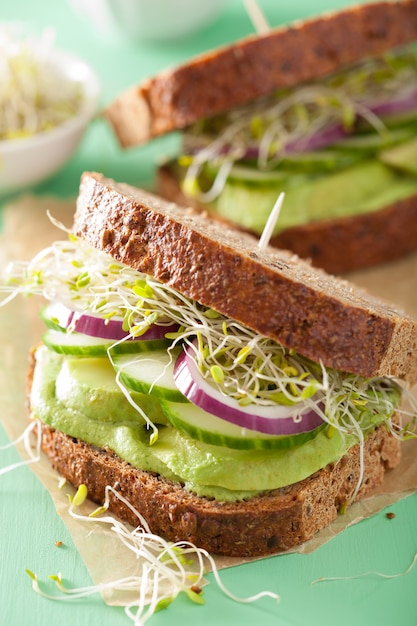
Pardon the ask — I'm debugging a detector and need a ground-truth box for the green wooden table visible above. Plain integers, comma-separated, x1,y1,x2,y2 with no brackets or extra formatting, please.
1,1,417,625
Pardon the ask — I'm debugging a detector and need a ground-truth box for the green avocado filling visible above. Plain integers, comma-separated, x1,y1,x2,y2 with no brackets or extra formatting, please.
172,158,417,235
172,47,417,234
30,346,399,502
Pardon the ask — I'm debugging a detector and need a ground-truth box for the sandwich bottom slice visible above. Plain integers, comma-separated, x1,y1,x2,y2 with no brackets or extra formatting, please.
39,423,400,558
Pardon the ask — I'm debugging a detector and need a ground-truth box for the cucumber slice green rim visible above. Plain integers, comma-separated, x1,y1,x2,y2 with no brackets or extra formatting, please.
333,125,416,152
42,329,170,357
40,305,66,332
160,399,326,450
112,349,187,402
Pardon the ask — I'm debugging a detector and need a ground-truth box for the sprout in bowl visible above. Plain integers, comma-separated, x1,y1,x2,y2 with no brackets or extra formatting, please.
0,27,100,197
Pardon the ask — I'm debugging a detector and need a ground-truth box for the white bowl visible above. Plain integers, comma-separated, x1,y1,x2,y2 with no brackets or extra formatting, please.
105,0,225,41
0,49,100,198
69,0,225,42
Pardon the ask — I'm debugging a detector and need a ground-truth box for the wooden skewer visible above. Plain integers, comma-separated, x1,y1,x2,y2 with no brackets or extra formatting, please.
245,1,277,250
258,192,285,250
244,0,270,34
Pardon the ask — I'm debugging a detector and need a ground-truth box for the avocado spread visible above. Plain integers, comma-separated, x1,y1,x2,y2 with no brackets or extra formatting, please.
213,160,417,235
172,155,417,237
31,346,388,502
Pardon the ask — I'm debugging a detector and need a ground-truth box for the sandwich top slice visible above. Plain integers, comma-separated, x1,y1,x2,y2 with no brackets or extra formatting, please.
8,172,417,557
104,0,417,273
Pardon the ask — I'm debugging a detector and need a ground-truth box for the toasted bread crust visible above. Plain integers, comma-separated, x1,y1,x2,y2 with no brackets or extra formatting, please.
38,420,400,557
157,163,417,275
104,1,417,147
73,172,417,383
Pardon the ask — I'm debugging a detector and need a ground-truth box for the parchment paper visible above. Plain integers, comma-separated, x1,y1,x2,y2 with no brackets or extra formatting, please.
1,194,417,604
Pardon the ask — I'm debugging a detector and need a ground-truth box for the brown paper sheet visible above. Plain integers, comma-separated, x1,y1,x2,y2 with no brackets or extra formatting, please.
1,195,417,604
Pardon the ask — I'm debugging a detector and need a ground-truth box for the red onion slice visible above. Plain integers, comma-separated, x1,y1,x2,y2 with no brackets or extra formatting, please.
370,87,417,119
174,346,324,436
186,86,417,161
283,123,349,154
47,302,178,341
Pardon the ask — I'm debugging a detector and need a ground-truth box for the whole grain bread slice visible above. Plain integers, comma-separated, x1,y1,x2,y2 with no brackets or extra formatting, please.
73,172,417,383
157,163,417,275
103,0,417,147
38,420,400,557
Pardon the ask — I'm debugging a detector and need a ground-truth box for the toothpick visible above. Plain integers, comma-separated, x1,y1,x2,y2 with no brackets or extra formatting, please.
244,0,270,34
258,192,285,250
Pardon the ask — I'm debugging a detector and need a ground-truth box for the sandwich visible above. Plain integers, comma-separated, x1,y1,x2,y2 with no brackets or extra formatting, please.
7,171,416,558
104,0,417,274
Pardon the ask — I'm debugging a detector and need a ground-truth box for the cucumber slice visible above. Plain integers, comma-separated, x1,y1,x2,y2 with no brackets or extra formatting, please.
42,329,169,357
379,136,417,176
210,163,290,183
206,151,360,181
55,356,168,425
333,126,416,153
112,349,187,402
160,399,325,450
276,150,362,173
40,304,66,331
